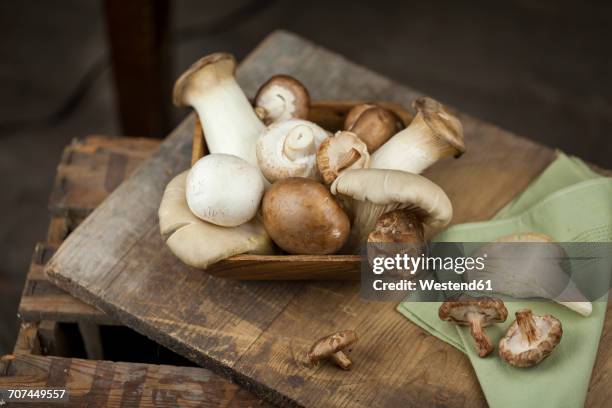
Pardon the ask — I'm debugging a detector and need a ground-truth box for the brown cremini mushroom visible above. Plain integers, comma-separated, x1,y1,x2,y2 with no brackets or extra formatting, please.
255,75,310,124
499,309,563,367
439,295,508,357
344,103,403,153
261,178,350,254
317,131,370,184
307,330,358,370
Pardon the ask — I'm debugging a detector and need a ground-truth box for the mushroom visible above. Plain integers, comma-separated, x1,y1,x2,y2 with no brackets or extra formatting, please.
256,119,330,183
330,169,453,249
465,232,592,316
159,171,273,269
317,131,370,184
439,295,508,357
254,75,310,124
499,309,563,367
367,209,425,278
186,154,264,227
173,53,265,166
307,330,358,370
261,177,350,254
370,97,465,173
344,103,403,153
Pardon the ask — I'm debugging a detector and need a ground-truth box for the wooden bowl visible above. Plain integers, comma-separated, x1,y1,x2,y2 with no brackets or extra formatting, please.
192,100,413,280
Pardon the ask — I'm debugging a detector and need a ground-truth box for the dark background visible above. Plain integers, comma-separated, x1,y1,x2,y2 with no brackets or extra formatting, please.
0,0,610,354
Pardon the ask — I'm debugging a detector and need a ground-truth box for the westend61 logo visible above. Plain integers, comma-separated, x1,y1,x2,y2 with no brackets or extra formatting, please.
371,253,487,275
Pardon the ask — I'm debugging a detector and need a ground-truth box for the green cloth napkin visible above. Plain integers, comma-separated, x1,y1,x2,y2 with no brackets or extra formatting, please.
397,153,612,408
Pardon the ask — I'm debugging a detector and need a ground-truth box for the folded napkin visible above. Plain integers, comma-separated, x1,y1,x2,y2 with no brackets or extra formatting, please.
398,153,612,408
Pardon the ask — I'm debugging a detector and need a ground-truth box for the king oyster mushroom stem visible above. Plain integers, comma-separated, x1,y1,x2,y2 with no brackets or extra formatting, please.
256,119,330,183
173,53,265,166
317,131,370,184
370,97,466,173
466,232,592,316
344,103,404,153
330,169,453,250
254,75,310,125
499,309,563,367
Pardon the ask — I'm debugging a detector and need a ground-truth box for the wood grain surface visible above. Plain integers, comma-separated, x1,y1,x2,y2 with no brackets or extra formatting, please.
44,31,611,407
0,353,270,407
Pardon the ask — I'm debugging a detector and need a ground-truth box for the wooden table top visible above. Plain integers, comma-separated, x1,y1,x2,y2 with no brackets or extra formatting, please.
45,31,612,407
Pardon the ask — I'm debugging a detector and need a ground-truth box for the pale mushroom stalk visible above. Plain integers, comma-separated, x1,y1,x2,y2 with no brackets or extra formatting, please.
257,119,329,183
370,97,465,173
317,131,370,185
466,232,592,316
466,312,493,357
173,53,265,166
331,169,453,249
254,75,310,124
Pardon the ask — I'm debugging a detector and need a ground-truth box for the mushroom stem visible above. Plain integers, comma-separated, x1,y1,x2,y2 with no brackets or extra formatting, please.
516,309,539,344
331,351,352,370
337,148,361,172
370,97,464,174
283,125,316,161
467,312,493,357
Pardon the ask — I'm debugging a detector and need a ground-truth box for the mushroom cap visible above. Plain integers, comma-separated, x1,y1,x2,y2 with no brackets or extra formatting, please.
186,154,264,227
159,171,273,269
368,209,424,244
173,52,236,107
261,177,350,255
254,74,310,124
344,103,403,153
438,295,508,326
330,168,453,228
256,119,330,183
499,309,563,367
413,97,465,157
317,131,370,184
307,330,358,363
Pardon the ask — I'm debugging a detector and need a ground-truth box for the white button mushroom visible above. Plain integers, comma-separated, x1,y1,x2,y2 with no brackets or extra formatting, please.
256,119,330,183
186,154,264,227
173,53,265,166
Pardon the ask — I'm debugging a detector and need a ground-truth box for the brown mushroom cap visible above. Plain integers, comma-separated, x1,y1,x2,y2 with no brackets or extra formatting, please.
439,295,508,357
307,330,358,370
413,97,465,157
499,309,563,367
317,131,370,184
261,178,350,255
254,74,310,124
344,103,403,153
173,53,236,107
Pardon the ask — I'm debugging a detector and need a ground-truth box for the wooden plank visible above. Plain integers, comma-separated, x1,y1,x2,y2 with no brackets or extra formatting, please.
0,354,271,407
44,30,569,407
49,135,159,219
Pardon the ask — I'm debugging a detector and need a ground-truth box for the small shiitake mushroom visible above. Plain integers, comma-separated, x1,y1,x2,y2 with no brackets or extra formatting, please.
261,178,350,255
344,103,403,153
254,75,310,125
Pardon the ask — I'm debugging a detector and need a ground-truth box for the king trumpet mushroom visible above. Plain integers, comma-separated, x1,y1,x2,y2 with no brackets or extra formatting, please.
254,75,310,124
173,53,265,166
499,309,563,367
466,232,592,316
330,169,453,249
344,103,404,153
439,295,508,357
317,131,370,185
262,178,350,254
256,119,330,183
371,97,465,173
186,154,264,227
